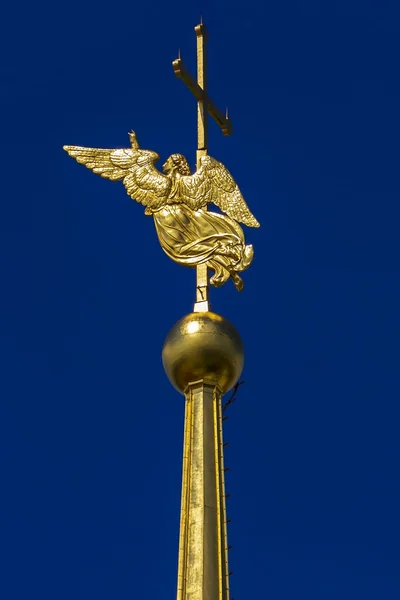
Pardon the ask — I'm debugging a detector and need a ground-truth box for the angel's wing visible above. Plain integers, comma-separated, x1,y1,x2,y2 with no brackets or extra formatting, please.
63,145,172,210
178,155,260,228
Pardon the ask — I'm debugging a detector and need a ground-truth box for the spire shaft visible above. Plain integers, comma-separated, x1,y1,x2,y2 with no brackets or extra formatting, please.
177,380,230,600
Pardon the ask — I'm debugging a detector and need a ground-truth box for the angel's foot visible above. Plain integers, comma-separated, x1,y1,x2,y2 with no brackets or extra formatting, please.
210,266,230,287
231,272,244,291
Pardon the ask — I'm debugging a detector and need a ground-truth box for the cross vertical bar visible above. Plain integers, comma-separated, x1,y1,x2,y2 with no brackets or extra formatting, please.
194,23,210,311
196,23,208,151
173,22,233,309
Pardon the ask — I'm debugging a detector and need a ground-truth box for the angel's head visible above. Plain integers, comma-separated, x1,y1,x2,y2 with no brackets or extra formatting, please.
163,154,191,177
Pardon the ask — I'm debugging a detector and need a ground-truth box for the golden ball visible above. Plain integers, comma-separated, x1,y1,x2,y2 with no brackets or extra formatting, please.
162,311,244,394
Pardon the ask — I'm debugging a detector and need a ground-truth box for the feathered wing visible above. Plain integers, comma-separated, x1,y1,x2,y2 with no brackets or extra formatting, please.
63,145,172,210
178,155,260,227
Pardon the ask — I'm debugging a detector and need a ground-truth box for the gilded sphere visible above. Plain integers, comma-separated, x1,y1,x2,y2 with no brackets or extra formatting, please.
162,311,244,394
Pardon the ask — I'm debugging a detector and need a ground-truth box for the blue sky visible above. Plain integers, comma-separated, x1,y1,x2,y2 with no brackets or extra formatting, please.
1,1,400,598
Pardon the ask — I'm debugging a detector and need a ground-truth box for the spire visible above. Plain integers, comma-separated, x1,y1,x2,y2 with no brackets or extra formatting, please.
177,381,230,600
163,311,244,600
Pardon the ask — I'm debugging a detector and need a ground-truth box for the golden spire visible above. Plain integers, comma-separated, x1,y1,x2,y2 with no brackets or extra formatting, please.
165,23,244,600
63,22,255,600
163,311,244,600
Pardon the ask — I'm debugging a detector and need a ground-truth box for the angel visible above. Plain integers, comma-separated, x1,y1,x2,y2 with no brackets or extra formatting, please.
63,131,259,291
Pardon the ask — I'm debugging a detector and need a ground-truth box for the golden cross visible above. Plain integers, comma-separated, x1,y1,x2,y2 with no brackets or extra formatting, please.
173,22,233,311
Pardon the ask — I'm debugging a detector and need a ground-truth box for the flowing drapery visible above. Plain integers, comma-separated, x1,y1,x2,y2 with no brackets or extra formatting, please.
153,204,254,289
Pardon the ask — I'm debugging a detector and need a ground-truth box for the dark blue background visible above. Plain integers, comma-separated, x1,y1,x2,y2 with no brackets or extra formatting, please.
1,1,400,598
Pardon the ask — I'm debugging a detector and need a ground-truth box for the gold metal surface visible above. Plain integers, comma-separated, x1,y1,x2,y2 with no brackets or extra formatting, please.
177,381,230,600
162,311,244,395
63,131,259,292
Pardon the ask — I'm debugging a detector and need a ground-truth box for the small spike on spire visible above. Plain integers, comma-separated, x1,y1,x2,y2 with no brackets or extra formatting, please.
226,106,229,119
178,48,181,59
200,14,203,25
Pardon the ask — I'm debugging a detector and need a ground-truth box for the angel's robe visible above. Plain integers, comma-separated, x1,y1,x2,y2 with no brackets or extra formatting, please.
152,204,254,289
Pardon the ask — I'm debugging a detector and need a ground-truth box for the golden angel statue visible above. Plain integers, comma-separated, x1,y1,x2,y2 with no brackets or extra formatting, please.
63,131,259,291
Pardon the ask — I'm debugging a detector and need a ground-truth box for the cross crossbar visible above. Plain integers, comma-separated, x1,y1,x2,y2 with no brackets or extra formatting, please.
172,58,233,137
